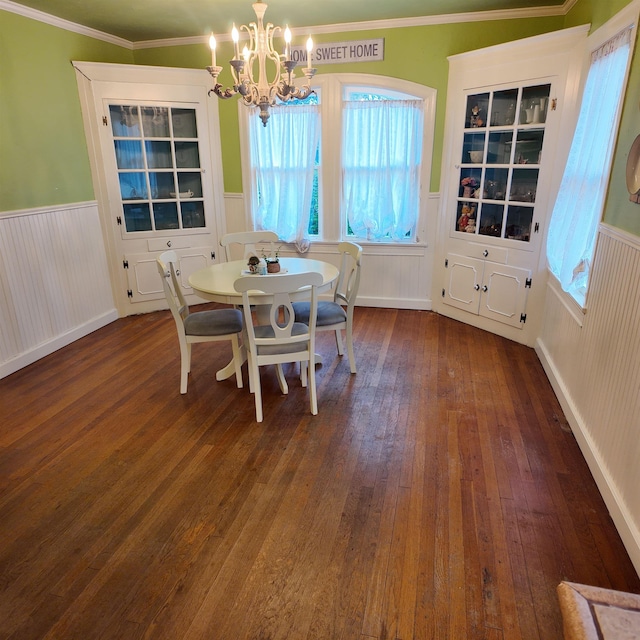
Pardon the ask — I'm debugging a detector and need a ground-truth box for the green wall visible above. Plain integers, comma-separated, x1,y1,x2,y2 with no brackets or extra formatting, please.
135,17,565,194
2,0,640,237
0,11,133,211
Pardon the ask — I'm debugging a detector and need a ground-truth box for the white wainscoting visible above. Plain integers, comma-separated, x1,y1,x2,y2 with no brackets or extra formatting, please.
0,202,117,379
222,192,438,311
536,223,640,575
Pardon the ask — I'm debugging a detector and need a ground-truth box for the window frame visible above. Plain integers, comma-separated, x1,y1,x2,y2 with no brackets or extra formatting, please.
238,73,436,246
546,3,638,313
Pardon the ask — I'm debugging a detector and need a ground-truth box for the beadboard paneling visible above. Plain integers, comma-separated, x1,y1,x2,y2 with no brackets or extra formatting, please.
536,224,640,574
0,202,117,378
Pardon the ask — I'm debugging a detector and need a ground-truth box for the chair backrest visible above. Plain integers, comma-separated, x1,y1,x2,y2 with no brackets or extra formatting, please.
220,230,280,262
234,272,323,352
157,250,189,332
334,241,363,308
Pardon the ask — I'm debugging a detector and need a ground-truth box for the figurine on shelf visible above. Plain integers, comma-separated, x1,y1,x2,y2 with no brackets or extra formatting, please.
465,214,477,233
457,204,473,232
460,176,478,198
470,105,484,128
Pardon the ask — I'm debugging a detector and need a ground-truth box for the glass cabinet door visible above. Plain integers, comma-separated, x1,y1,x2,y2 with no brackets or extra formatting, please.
455,83,551,243
109,104,206,233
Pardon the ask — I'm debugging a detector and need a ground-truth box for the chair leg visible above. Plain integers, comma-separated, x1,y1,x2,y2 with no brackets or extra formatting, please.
346,319,357,374
335,328,345,356
180,343,190,394
248,357,263,422
275,364,289,394
231,335,243,388
308,355,318,415
300,361,308,388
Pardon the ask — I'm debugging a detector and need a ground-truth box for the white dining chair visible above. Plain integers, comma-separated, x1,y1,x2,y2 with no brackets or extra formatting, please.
220,230,280,262
292,241,362,373
234,272,323,423
157,250,244,394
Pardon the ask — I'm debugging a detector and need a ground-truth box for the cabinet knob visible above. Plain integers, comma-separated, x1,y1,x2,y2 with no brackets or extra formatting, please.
474,284,480,291
167,240,172,247
482,285,488,292
483,249,489,257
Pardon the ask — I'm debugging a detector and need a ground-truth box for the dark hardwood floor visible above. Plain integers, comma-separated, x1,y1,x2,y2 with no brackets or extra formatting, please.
0,305,638,639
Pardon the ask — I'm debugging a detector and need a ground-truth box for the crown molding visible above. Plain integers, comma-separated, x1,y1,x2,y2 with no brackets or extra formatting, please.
1,0,578,51
0,0,133,48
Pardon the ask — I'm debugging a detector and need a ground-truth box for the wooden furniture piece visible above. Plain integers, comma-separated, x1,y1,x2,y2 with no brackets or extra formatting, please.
436,27,587,346
234,272,323,423
220,230,280,261
557,581,640,640
156,250,244,393
188,257,339,382
292,241,362,373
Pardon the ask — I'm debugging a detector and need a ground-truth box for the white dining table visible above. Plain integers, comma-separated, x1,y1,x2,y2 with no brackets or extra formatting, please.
188,257,340,381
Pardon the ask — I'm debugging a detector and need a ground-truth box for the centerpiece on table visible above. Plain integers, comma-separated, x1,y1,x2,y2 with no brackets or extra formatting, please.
262,247,281,273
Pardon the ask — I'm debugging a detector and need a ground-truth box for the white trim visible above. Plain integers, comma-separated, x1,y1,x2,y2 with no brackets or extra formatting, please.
0,310,118,380
0,200,98,220
0,0,132,48
1,0,578,49
600,222,640,251
546,272,586,327
535,336,640,575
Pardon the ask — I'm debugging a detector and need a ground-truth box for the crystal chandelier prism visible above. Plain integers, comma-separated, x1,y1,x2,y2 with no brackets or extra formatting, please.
206,0,316,126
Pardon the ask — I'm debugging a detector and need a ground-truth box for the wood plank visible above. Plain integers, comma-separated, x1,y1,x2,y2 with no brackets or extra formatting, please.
0,306,637,640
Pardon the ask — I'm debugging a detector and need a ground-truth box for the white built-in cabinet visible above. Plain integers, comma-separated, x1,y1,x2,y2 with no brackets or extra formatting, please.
74,62,226,316
435,26,588,346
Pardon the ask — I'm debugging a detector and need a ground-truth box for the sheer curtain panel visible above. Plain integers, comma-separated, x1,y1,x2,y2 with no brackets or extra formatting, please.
249,103,320,252
546,27,632,306
342,100,424,241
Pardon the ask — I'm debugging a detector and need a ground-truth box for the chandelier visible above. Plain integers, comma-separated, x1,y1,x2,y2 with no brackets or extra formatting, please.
207,0,316,126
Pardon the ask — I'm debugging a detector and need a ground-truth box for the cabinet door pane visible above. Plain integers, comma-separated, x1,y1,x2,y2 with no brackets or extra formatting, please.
487,132,513,164
110,105,141,137
123,203,152,231
153,202,180,230
181,202,206,228
490,89,518,126
510,168,538,202
114,140,144,169
478,203,504,237
465,93,489,128
506,205,533,241
172,108,198,138
119,172,147,200
175,142,200,168
515,129,544,164
141,106,170,137
145,141,173,168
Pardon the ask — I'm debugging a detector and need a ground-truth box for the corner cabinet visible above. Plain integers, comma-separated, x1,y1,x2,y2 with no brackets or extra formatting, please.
435,26,588,346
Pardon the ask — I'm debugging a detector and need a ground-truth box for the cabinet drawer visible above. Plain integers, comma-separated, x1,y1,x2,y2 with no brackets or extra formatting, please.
147,237,193,252
465,244,508,264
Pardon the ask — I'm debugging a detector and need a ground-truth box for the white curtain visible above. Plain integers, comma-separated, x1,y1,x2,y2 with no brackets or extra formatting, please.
342,99,424,241
546,28,632,306
249,103,320,253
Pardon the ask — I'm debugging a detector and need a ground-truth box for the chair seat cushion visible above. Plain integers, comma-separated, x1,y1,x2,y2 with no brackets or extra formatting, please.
184,308,243,336
254,323,310,355
292,301,347,326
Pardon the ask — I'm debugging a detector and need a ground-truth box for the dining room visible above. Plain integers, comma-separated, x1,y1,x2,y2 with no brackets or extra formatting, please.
2,0,640,637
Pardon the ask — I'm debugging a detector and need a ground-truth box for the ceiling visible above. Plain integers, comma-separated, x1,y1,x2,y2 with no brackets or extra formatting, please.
6,0,569,43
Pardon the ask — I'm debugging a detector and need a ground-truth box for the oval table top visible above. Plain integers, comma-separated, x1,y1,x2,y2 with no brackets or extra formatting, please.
188,257,339,305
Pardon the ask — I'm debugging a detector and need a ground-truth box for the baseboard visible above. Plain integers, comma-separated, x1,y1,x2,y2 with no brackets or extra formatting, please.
0,309,119,380
535,338,640,577
354,295,432,311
